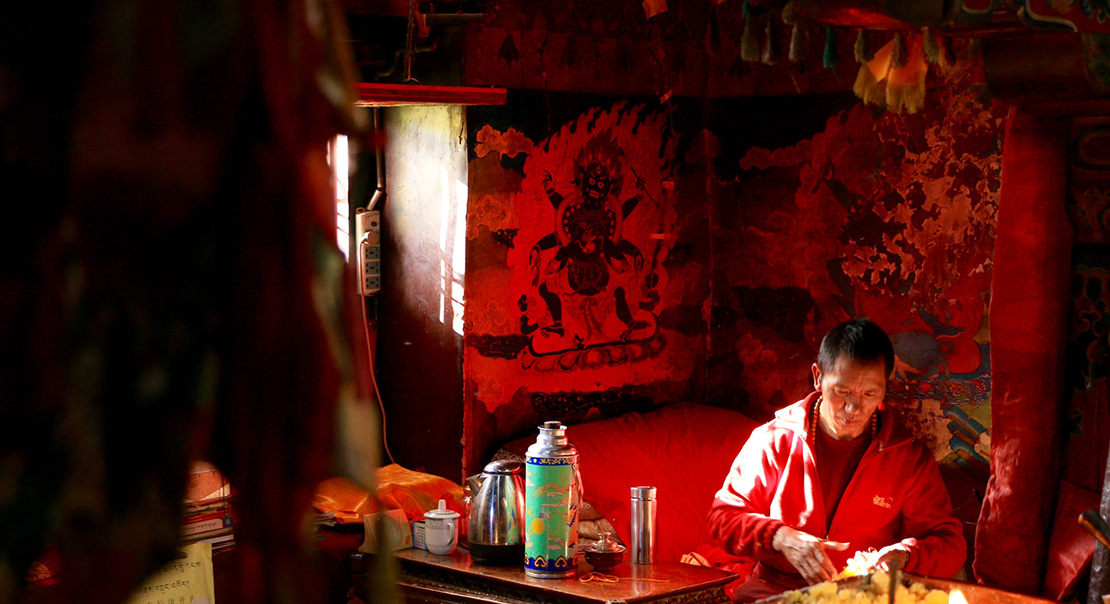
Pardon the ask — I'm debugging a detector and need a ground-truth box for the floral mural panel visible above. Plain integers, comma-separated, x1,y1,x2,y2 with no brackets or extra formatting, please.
709,60,1005,503
1061,118,1110,495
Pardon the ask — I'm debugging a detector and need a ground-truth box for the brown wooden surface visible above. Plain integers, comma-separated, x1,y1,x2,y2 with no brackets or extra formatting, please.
354,547,738,604
906,574,1060,604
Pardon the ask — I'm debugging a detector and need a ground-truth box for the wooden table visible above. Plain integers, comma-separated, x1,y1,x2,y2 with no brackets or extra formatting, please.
753,573,1062,604
352,547,739,604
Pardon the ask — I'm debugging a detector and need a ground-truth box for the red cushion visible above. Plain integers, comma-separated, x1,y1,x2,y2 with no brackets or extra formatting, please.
1041,480,1099,601
507,403,761,563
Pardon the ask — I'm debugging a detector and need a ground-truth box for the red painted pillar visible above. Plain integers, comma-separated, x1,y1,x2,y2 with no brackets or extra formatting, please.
973,107,1073,593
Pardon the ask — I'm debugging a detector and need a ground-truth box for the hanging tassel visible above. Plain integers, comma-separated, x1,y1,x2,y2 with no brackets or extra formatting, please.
782,1,805,63
890,32,908,69
823,26,839,69
706,6,721,57
741,19,760,61
885,33,927,113
789,22,807,62
923,27,956,76
740,0,760,62
937,33,956,72
923,27,940,65
853,37,895,108
781,0,797,24
854,29,873,64
854,63,885,107
761,16,779,65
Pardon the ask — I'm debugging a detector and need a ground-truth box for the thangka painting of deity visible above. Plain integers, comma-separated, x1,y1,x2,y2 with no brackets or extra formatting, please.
507,103,676,363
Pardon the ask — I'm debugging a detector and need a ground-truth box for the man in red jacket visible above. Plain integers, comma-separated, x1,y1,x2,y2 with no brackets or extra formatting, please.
708,318,966,602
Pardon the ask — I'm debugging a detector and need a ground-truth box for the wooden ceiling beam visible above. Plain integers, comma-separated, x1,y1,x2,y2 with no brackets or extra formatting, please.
791,0,1023,33
355,82,507,106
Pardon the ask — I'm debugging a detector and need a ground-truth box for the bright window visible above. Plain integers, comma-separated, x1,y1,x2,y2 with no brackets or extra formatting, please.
328,134,350,260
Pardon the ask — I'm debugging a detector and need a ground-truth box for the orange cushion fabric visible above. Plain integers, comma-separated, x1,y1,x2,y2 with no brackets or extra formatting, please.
312,464,466,528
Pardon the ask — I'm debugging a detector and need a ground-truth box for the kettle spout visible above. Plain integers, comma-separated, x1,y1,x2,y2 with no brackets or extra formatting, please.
466,473,485,496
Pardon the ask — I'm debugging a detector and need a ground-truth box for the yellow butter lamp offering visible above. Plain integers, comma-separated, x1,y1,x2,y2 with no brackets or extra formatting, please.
780,570,951,604
835,548,881,580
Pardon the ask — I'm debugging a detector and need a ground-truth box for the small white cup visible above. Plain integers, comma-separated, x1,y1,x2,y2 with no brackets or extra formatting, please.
424,499,460,555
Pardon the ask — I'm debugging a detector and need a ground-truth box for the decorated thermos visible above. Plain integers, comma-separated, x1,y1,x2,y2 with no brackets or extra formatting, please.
524,421,582,578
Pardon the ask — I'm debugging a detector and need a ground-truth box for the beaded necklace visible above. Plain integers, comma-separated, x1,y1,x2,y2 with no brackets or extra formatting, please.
808,395,878,451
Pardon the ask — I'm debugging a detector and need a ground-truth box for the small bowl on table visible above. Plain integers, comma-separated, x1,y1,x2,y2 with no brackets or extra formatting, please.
582,531,626,572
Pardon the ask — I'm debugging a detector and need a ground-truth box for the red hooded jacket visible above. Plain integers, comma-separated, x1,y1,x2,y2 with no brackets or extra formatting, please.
708,392,966,593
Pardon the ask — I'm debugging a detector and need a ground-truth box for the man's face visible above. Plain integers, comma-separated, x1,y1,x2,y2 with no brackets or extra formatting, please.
811,357,888,441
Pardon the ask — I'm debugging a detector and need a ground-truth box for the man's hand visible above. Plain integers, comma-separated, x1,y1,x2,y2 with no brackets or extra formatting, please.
772,526,849,585
872,544,910,573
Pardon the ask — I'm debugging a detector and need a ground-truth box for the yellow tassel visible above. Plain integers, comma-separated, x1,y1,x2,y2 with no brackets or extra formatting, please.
762,17,779,65
885,79,925,113
923,27,939,64
854,29,873,63
885,33,927,113
741,17,760,61
922,27,955,74
853,38,895,108
853,64,886,107
938,34,955,72
783,0,803,64
891,32,908,69
789,22,807,62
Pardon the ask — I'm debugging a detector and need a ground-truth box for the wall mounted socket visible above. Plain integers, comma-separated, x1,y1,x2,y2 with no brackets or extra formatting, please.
357,209,382,296
355,209,380,243
364,274,382,293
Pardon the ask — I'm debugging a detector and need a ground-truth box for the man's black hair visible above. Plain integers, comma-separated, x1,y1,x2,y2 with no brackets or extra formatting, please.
817,318,895,377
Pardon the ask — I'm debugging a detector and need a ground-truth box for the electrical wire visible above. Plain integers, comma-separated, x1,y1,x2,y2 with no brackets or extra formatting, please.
360,235,396,466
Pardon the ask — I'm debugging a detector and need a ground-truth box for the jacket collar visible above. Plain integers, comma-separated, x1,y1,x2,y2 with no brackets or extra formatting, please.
779,391,913,450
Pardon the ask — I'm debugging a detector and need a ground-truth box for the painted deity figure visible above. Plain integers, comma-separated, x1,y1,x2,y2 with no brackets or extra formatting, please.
523,128,654,354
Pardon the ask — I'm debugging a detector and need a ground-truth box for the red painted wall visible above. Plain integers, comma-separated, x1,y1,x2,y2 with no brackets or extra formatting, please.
462,52,1005,492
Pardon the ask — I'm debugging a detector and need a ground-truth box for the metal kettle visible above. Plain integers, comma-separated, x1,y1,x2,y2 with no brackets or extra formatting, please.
467,459,525,566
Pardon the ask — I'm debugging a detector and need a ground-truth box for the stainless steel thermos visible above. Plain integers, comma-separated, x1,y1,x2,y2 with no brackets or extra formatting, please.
630,486,657,564
467,460,526,565
524,421,582,578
